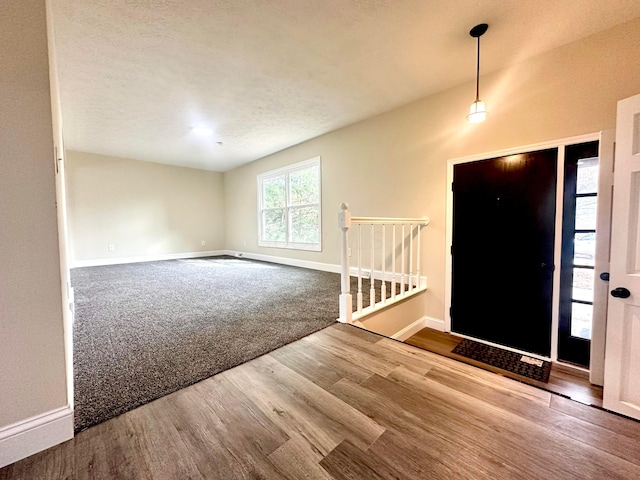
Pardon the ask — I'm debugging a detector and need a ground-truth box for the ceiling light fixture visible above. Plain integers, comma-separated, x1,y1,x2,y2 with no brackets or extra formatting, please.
467,23,489,123
191,126,214,137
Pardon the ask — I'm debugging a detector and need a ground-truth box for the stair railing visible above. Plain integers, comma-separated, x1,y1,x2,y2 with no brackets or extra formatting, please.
338,203,430,324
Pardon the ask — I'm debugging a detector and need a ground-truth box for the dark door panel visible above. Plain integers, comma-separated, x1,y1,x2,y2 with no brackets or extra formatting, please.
451,149,558,356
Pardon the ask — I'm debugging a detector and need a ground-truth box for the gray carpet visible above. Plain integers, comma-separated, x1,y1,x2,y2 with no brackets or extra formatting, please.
71,256,347,432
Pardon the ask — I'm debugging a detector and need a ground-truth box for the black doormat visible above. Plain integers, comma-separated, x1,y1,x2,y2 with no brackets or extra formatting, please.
451,338,552,383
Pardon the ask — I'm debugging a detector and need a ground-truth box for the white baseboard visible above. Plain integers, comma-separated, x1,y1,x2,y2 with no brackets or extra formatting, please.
226,251,342,273
70,250,226,268
390,315,445,341
424,316,445,332
226,251,428,289
0,406,74,468
391,317,428,341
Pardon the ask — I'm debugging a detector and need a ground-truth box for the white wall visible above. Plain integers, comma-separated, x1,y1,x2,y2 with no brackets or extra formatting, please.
224,16,640,322
65,151,226,263
0,0,68,433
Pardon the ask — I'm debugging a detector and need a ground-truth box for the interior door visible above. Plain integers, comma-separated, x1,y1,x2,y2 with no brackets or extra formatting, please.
603,93,640,420
451,149,558,356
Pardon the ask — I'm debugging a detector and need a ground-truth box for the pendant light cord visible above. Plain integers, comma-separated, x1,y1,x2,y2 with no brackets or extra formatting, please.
475,35,480,103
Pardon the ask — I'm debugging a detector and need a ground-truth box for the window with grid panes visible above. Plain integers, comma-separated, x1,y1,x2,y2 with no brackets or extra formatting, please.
257,157,321,251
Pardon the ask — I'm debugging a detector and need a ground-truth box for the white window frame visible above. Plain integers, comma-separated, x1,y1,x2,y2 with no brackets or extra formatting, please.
257,156,322,251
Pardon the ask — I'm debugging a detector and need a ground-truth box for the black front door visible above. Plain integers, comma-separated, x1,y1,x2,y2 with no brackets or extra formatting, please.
451,149,558,356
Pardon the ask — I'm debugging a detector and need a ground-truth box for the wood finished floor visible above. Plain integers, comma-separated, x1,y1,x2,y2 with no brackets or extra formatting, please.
2,323,639,479
405,327,604,407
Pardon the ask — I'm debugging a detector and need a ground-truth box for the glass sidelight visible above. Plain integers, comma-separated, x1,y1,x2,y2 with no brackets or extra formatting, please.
559,141,599,367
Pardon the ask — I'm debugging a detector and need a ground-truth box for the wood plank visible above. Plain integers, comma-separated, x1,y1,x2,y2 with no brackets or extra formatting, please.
328,376,526,480
116,398,206,480
377,337,553,406
405,327,604,406
384,366,640,479
268,433,335,480
550,394,640,439
366,428,497,480
164,374,289,479
269,337,374,389
226,353,385,455
303,329,398,377
319,439,403,480
2,324,640,480
424,365,640,466
320,326,434,376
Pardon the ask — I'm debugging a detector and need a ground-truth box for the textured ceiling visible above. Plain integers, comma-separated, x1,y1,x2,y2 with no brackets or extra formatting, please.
50,0,640,172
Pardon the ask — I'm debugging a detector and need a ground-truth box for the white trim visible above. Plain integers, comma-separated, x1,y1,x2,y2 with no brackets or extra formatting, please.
445,132,601,361
348,267,427,289
351,216,430,225
351,286,427,322
229,251,341,273
550,146,565,362
0,406,73,468
229,251,428,289
389,316,445,341
391,317,428,341
590,129,616,386
424,316,445,332
447,133,601,166
70,250,227,268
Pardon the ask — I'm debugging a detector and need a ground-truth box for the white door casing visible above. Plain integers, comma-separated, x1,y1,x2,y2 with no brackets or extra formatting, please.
603,93,640,420
590,130,615,386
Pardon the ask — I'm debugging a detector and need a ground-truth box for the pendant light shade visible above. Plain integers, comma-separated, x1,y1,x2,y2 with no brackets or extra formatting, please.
467,23,489,123
468,100,487,123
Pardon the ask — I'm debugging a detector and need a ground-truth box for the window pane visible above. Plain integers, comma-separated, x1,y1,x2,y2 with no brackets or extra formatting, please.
574,232,595,266
575,196,597,230
571,302,592,340
576,157,599,194
289,166,319,206
572,267,594,302
263,209,286,242
263,176,286,208
290,206,319,244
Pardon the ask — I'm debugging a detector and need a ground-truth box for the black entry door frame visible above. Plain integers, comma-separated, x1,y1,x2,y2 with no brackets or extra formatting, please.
444,133,605,364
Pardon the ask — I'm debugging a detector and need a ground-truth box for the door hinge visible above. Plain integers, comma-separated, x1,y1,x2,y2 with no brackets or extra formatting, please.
449,306,453,318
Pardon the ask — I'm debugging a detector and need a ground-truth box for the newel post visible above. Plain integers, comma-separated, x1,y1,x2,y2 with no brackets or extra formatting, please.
338,203,353,323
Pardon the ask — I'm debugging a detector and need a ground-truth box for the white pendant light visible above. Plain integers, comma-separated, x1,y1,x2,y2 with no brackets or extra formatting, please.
467,23,488,123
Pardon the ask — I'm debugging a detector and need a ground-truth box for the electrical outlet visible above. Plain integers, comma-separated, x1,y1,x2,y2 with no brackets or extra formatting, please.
242,240,247,247
201,240,206,246
108,244,115,252
348,247,352,257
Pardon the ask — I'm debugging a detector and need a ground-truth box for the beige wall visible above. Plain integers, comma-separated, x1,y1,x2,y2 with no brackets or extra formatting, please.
0,0,67,426
66,151,226,262
224,17,640,322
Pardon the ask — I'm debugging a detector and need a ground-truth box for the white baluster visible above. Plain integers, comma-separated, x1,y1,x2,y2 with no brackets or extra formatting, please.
392,225,396,299
357,223,363,312
416,224,422,288
370,223,375,308
401,224,406,294
338,203,352,323
381,224,386,304
409,224,414,292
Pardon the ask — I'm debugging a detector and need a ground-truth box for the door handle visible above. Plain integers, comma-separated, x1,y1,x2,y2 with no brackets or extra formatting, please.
600,272,610,281
611,287,631,299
